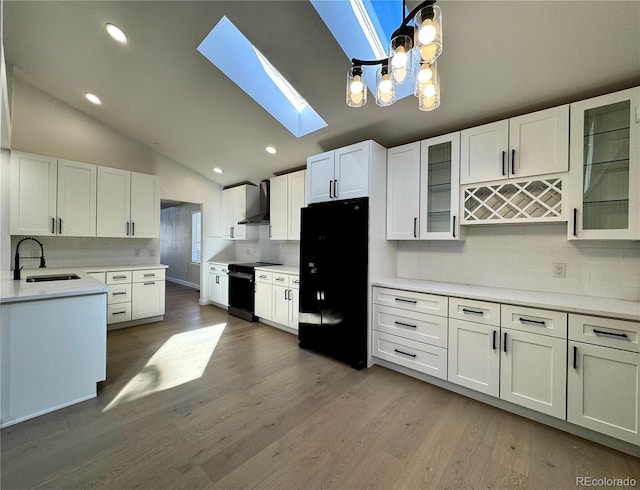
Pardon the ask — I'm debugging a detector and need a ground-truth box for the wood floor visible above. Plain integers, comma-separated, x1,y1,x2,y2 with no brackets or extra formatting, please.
2,282,638,489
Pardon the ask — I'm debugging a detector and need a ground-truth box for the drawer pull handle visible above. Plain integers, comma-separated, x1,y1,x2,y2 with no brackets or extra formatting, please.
275,277,285,281
462,308,484,316
395,298,417,304
394,349,416,358
112,292,127,296
113,275,127,280
143,282,155,286
293,279,300,284
593,329,629,340
259,274,268,279
394,321,417,329
519,318,546,327
112,311,126,315
143,273,155,277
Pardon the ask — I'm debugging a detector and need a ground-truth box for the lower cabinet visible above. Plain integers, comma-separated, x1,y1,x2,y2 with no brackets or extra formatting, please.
373,330,447,380
567,314,640,445
254,269,299,332
208,262,229,307
132,280,165,320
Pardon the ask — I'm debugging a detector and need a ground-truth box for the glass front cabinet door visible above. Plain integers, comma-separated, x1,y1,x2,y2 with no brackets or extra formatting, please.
420,132,461,240
568,87,640,240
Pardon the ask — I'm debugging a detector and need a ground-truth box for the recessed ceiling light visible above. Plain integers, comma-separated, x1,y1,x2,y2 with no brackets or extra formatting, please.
84,92,102,105
265,146,277,154
106,23,128,43
213,167,223,174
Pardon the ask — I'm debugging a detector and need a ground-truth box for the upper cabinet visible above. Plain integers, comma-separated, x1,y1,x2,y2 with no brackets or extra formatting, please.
10,152,97,237
270,169,306,241
221,184,259,240
307,141,378,204
460,105,569,185
568,87,640,240
96,167,159,238
387,132,461,240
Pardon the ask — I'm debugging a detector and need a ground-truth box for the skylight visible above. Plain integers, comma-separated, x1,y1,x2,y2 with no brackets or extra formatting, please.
311,0,415,101
197,16,326,138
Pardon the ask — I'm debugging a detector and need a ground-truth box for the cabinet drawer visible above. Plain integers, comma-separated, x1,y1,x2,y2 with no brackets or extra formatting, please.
501,305,567,339
132,269,165,283
289,275,300,289
108,284,132,304
373,304,447,348
255,270,274,284
208,264,219,273
108,303,132,324
373,287,448,317
373,331,447,380
569,314,640,353
273,273,290,286
106,271,132,284
449,297,500,326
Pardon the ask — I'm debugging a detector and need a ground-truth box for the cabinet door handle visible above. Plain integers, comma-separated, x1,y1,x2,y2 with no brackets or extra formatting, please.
462,308,484,317
593,329,629,340
501,151,506,176
52,217,56,234
269,225,272,238
519,318,546,327
503,332,507,353
112,291,127,296
511,149,515,175
231,226,235,238
216,276,219,284
275,277,285,281
413,217,417,238
58,218,63,234
259,274,268,279
143,273,156,277
132,222,135,236
334,180,338,198
126,221,130,236
113,275,127,280
492,330,497,350
143,282,155,285
573,345,578,369
573,208,578,237
394,321,417,329
329,180,333,199
452,215,456,238
394,349,417,358
395,298,417,304
292,279,300,284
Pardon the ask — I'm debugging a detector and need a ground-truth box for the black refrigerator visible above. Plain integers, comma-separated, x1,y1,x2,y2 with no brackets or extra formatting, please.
298,197,368,369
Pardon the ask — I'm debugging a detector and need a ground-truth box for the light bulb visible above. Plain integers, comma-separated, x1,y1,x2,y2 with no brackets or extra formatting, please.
418,65,433,83
393,68,407,83
419,21,437,45
391,47,408,69
422,83,437,98
420,44,438,62
350,92,364,105
379,76,392,93
420,95,437,111
350,76,364,94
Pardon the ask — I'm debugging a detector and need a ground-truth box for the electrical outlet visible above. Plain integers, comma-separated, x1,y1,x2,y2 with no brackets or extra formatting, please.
553,263,566,278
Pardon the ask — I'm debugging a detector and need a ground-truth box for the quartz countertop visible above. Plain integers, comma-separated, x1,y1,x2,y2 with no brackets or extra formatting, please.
373,278,640,322
0,269,110,304
254,265,300,275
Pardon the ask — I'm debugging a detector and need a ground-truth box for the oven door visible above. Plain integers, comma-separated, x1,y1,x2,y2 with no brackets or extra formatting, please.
228,270,255,313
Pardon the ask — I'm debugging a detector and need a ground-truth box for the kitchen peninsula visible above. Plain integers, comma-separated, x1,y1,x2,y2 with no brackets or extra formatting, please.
0,269,109,427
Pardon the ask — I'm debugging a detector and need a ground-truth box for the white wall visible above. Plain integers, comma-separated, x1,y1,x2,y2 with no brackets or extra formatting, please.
6,78,228,301
397,223,640,302
160,203,202,287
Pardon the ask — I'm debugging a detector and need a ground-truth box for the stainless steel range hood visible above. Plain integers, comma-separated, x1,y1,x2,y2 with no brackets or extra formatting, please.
238,180,270,225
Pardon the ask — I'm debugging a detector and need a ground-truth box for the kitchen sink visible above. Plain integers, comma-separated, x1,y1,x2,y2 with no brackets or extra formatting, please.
26,274,81,283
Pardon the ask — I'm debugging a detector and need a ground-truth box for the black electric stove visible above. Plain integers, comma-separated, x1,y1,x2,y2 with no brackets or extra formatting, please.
228,262,281,321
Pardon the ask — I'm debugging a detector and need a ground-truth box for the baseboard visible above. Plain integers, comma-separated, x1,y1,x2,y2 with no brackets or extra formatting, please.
107,316,164,331
166,277,200,290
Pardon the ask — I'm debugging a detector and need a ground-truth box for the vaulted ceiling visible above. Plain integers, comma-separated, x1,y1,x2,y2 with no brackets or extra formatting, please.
3,1,640,186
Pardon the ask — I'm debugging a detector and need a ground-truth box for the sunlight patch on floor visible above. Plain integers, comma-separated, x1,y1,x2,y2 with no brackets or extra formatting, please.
102,323,226,412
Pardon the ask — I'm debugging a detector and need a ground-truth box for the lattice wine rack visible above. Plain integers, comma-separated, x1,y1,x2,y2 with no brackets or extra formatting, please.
462,177,564,224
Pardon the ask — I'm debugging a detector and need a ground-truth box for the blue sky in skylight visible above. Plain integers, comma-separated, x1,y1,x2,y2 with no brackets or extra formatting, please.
310,0,415,101
197,16,326,138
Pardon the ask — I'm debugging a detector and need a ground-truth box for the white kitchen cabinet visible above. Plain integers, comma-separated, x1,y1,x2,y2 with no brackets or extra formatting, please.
10,152,97,237
460,105,569,184
221,184,259,240
255,281,272,319
307,140,381,204
386,133,461,240
254,268,299,331
567,87,640,240
269,169,306,240
131,268,165,320
567,314,640,445
207,262,229,307
272,282,291,327
96,167,159,238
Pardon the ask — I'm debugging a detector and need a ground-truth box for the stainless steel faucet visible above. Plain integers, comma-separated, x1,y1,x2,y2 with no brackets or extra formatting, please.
14,237,46,280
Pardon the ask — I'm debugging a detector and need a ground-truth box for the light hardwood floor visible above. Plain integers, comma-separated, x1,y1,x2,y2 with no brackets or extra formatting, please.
2,282,638,489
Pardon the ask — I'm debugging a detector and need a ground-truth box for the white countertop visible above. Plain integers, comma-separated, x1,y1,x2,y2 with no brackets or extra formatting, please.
374,278,640,322
0,269,110,304
255,265,300,275
83,264,167,272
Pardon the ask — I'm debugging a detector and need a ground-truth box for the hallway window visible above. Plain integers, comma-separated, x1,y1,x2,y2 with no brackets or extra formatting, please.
191,211,202,264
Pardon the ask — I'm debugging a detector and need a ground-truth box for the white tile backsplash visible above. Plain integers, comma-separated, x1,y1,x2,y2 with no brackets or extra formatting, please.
397,223,640,301
233,226,300,266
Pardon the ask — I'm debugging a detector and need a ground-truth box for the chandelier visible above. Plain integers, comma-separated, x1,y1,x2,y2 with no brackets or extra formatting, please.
346,0,442,111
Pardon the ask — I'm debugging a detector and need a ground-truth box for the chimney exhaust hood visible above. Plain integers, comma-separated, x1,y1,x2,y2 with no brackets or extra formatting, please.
238,180,270,225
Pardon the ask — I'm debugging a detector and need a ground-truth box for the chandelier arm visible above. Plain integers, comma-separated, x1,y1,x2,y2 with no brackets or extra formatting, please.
351,57,389,67
400,0,436,28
